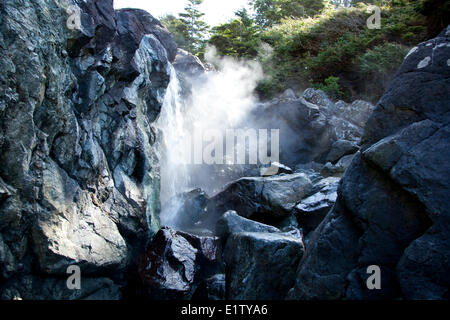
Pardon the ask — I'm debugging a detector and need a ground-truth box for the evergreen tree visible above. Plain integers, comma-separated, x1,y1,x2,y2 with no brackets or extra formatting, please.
250,0,326,27
179,0,209,54
209,8,260,58
160,14,189,50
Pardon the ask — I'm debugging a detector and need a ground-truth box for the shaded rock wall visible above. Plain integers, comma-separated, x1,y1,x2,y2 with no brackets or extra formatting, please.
288,26,450,300
0,0,176,299
246,89,375,167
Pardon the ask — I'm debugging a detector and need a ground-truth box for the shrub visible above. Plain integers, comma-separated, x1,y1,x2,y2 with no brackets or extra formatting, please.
313,76,345,100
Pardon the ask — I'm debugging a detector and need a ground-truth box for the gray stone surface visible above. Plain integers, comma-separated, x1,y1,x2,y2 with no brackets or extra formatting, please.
288,27,450,300
192,273,226,300
138,227,221,299
295,177,340,235
0,0,176,298
206,173,312,227
0,276,121,300
173,48,206,77
216,210,280,240
245,88,374,166
224,231,304,300
326,139,359,164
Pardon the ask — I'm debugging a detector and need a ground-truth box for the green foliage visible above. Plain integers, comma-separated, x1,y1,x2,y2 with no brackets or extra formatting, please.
195,0,435,102
255,1,429,102
250,0,326,27
160,14,189,50
178,0,210,55
313,76,345,100
358,42,409,75
209,9,260,58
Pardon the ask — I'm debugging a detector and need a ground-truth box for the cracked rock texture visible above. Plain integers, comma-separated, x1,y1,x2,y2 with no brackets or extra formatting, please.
288,26,450,300
0,0,176,299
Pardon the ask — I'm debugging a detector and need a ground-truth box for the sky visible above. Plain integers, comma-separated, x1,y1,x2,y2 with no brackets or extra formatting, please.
114,0,250,26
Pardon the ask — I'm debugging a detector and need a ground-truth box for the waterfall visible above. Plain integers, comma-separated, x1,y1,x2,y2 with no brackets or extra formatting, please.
157,65,190,228
157,50,265,229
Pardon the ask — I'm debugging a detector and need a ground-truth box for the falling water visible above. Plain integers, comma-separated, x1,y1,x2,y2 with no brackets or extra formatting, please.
157,65,191,227
157,48,264,229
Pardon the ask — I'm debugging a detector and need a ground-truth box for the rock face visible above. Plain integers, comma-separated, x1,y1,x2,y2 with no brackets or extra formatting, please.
192,273,226,300
1,275,121,300
0,0,176,299
216,210,280,241
294,177,340,236
246,89,374,167
138,227,220,299
206,173,312,227
224,231,304,300
173,49,206,78
288,27,450,300
163,188,209,230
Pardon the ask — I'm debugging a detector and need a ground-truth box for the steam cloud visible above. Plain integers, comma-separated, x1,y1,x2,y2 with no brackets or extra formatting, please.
157,46,265,228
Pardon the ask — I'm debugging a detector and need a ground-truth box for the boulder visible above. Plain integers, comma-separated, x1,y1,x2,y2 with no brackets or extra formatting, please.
138,227,220,299
173,49,206,77
216,211,280,240
260,162,293,176
138,228,198,299
224,232,305,300
176,230,221,279
206,173,312,227
288,27,450,300
295,177,340,235
244,89,374,166
320,154,356,178
326,139,359,164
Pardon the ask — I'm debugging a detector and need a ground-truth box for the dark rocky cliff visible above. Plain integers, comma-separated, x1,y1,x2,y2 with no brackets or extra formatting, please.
0,0,176,299
1,0,449,301
288,26,450,300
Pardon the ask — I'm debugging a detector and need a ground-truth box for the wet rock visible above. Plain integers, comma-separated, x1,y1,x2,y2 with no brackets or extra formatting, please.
294,177,340,235
176,230,221,279
32,159,128,275
206,173,312,227
138,228,198,299
0,0,175,298
260,162,293,176
173,49,206,77
224,232,304,300
326,139,359,164
320,153,356,178
245,89,374,166
138,227,221,299
163,189,209,230
289,27,450,300
192,274,226,300
0,275,121,300
216,210,280,241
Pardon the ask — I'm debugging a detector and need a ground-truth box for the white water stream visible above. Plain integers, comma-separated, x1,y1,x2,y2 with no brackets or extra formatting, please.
157,50,264,228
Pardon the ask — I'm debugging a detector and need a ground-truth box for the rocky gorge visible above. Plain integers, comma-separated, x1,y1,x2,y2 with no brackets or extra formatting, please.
0,0,449,300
